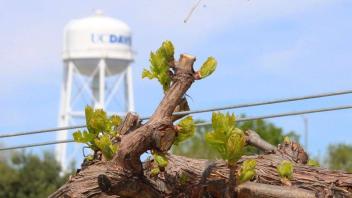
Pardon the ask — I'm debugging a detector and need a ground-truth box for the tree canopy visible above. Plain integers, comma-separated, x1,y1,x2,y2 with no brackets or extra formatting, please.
326,143,352,173
0,151,70,198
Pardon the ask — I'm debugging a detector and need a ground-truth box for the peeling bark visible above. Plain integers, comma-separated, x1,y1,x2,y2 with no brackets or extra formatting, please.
51,150,352,197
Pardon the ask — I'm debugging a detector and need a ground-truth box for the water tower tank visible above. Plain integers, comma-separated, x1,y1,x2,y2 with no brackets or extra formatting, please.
62,10,134,75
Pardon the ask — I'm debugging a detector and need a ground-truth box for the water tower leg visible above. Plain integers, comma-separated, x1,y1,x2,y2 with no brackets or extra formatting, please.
99,59,106,109
56,61,74,172
125,65,135,112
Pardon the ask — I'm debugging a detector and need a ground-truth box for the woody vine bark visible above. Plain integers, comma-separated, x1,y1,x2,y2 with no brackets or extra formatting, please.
50,42,352,198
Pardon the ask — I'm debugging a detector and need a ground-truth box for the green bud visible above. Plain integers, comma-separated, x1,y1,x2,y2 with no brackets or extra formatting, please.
242,159,257,171
199,57,217,79
85,155,94,161
239,170,256,184
307,159,320,167
238,159,257,184
277,160,293,179
110,115,122,128
174,116,196,145
142,69,154,79
94,135,117,160
150,167,160,177
226,130,245,164
153,153,168,168
161,40,174,61
283,136,291,144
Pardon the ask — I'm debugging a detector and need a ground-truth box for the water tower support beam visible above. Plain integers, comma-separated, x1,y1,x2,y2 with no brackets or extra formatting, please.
98,59,106,109
105,74,124,107
56,61,74,172
125,65,135,112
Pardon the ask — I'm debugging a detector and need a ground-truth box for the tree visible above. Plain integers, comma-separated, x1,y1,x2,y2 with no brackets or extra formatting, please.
172,119,300,159
326,144,352,173
51,41,352,198
0,151,70,198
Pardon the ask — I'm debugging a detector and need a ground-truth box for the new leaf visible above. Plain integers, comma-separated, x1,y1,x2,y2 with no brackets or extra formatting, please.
174,116,196,145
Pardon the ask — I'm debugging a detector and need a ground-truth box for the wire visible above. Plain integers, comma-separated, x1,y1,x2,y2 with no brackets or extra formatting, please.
1,104,352,151
171,89,352,117
1,89,352,139
195,105,352,126
0,125,86,138
0,140,75,151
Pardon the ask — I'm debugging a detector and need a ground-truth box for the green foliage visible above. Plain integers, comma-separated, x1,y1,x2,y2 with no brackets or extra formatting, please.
94,135,118,160
307,159,320,167
85,155,94,161
179,172,189,185
238,159,257,184
73,106,122,160
172,118,300,160
72,130,95,144
160,40,175,61
150,167,160,177
142,40,175,91
110,115,122,129
174,116,196,145
326,144,352,172
0,151,72,198
277,160,293,180
205,112,245,165
153,152,168,169
283,136,291,144
199,57,217,79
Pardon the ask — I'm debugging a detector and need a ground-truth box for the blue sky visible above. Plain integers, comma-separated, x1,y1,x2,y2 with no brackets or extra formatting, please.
0,0,352,165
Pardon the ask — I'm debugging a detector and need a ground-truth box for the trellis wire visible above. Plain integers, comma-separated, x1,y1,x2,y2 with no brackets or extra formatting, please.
1,88,352,139
1,104,351,151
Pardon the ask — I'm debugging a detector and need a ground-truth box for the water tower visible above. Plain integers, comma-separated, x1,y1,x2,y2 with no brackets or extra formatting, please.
56,10,134,171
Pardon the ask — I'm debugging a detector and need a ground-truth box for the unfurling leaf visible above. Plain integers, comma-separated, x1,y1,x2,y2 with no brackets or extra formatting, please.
85,155,94,161
84,106,111,134
153,152,168,168
242,159,257,170
89,109,108,133
161,40,174,61
141,41,174,91
238,159,257,184
284,136,291,144
85,106,94,132
73,106,121,161
73,130,95,144
227,129,246,165
150,167,160,177
205,112,245,165
239,170,256,184
110,115,122,129
174,116,196,145
307,159,320,167
142,69,154,79
198,57,217,79
94,134,118,160
277,160,293,180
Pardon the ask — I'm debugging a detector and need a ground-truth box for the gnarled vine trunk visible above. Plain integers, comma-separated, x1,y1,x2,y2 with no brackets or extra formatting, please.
50,54,352,198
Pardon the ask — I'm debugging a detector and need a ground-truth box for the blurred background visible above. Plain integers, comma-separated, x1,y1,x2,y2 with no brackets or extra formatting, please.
1,0,352,197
